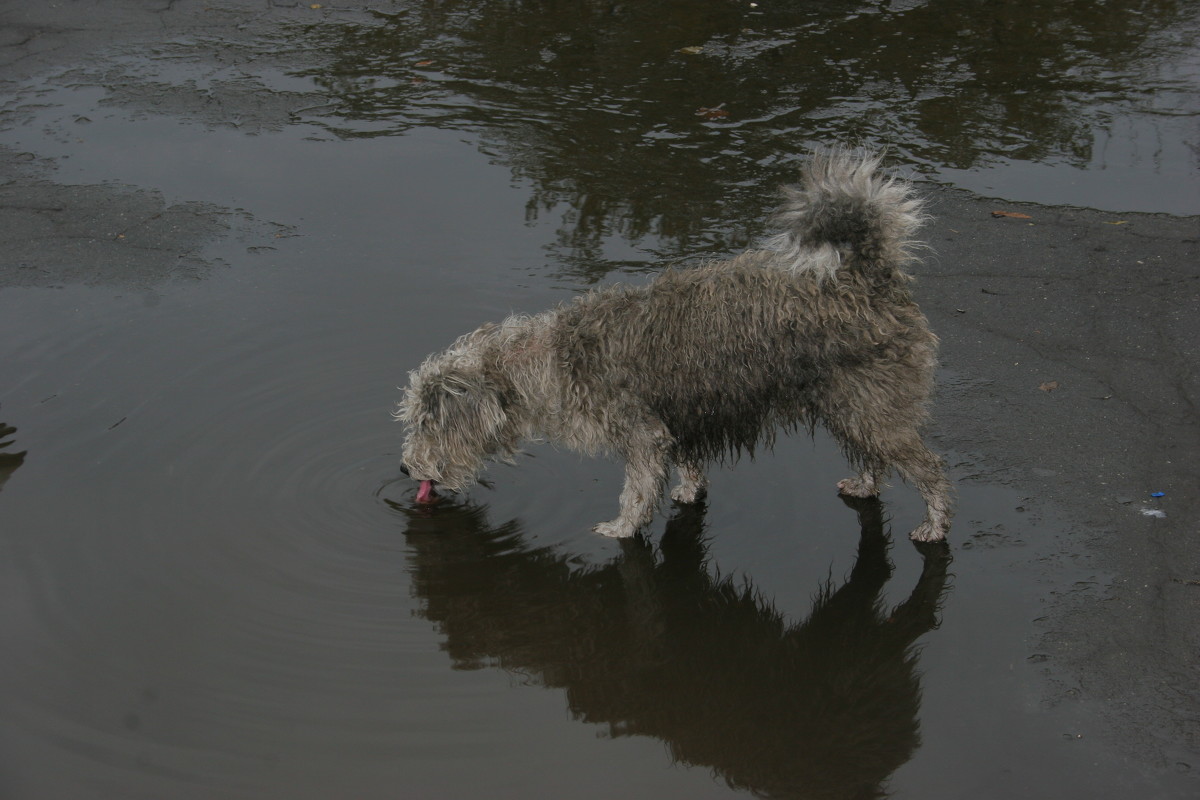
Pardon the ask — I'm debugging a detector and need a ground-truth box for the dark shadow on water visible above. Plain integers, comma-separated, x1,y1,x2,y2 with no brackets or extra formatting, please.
390,495,952,799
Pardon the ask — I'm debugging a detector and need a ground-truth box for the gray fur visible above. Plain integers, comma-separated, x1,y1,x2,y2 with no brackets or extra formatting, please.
397,150,952,541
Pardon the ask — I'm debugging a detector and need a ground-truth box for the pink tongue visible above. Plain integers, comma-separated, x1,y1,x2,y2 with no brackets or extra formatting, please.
416,480,438,504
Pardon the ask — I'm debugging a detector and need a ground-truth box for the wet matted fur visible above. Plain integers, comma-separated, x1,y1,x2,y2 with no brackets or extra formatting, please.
397,150,953,541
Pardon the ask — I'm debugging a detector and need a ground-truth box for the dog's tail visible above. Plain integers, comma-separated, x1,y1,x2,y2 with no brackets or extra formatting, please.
766,149,927,282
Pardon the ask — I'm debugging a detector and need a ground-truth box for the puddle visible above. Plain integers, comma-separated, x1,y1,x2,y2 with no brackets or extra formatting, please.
0,124,1170,796
0,2,1196,797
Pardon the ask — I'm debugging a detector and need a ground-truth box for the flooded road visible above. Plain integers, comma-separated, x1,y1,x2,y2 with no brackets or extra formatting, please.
1,2,1197,798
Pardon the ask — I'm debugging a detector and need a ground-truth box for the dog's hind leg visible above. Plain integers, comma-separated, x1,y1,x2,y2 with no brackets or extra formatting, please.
845,429,951,542
893,442,953,542
824,400,952,541
669,463,708,503
594,419,672,538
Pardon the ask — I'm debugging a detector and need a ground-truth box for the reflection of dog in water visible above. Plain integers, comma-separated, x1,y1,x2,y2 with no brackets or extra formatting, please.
396,496,951,799
0,418,26,494
398,150,952,541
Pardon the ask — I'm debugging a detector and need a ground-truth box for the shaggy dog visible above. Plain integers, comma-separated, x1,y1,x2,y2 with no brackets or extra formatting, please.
397,151,952,541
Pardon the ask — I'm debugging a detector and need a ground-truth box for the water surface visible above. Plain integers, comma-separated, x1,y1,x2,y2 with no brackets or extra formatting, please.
0,1,1196,798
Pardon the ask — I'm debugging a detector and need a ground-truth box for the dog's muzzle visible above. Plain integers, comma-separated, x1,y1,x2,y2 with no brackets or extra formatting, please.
415,480,438,503
400,464,439,503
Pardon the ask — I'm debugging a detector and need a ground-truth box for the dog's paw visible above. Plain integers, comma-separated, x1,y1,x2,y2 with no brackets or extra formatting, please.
909,521,948,542
669,484,707,504
593,519,637,538
837,476,877,498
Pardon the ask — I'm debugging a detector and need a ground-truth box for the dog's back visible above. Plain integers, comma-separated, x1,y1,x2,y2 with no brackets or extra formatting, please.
552,150,936,464
555,261,935,464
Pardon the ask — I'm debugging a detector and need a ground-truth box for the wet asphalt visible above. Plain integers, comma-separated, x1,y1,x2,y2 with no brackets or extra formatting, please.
1,0,1197,794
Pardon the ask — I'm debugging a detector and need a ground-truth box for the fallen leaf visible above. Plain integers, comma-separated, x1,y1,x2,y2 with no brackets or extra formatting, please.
696,104,729,120
1039,381,1059,392
991,210,1032,219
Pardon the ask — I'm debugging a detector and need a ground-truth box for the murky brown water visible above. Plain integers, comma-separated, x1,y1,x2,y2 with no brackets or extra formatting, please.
1,1,1197,798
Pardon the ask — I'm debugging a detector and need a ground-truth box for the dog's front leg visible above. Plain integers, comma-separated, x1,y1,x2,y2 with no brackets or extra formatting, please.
669,463,708,503
594,458,669,537
594,426,671,538
837,469,879,498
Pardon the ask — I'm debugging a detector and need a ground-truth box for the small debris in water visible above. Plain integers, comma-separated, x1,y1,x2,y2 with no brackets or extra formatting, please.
696,104,729,120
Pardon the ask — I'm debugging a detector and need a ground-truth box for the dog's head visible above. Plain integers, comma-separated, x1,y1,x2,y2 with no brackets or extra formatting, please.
396,339,518,496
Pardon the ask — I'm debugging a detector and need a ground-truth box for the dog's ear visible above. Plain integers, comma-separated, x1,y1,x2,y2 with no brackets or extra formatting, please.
417,370,511,447
418,370,479,416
